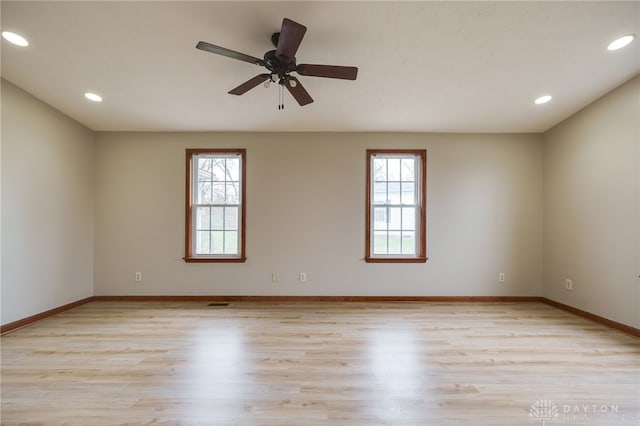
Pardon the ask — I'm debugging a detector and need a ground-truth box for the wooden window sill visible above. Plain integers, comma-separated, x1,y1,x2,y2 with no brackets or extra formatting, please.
365,257,428,263
183,257,247,263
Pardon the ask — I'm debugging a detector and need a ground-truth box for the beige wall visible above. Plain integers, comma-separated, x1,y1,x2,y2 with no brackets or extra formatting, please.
1,80,95,324
94,132,543,297
543,75,640,328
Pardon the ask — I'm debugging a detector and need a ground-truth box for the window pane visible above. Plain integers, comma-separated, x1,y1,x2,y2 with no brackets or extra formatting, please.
401,182,415,204
226,182,240,204
387,158,401,181
401,158,415,181
373,231,388,254
197,181,212,204
224,231,238,254
211,231,224,254
225,207,238,230
211,207,224,230
226,158,240,181
401,231,416,255
211,159,226,181
373,181,387,204
196,231,210,254
196,207,210,230
373,158,387,181
198,158,212,181
212,183,225,203
389,207,402,230
402,207,416,231
373,207,387,230
388,182,401,204
387,231,402,254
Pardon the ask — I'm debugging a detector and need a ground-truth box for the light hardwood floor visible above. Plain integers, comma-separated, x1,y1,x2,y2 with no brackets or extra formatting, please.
1,301,639,425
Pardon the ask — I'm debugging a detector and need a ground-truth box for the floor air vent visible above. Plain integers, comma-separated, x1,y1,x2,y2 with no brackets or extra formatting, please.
207,303,230,307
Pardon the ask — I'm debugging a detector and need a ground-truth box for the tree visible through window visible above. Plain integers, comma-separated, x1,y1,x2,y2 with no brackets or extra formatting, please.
366,150,427,263
185,149,246,262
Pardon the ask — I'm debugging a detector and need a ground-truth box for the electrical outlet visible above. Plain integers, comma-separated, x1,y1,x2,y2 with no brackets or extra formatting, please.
272,272,279,283
299,272,307,282
135,272,142,282
565,279,573,291
498,273,505,283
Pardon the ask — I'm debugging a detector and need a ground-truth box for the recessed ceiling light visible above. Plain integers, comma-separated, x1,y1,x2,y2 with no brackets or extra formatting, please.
607,34,635,51
534,95,552,105
84,92,103,102
2,31,29,47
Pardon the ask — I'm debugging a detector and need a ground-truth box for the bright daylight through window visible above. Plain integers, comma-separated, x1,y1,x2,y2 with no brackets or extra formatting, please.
366,150,426,263
185,149,246,262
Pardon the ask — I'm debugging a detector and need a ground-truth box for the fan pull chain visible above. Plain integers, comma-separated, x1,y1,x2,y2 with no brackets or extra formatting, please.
278,84,284,110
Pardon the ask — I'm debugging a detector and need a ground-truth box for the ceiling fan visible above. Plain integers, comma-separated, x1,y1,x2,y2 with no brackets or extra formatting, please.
196,18,358,108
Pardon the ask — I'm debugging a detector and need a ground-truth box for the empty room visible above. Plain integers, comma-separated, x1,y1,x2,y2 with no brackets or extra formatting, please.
1,1,639,425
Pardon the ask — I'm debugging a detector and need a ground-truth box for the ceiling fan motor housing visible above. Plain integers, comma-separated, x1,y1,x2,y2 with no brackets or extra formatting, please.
264,49,297,80
271,32,280,48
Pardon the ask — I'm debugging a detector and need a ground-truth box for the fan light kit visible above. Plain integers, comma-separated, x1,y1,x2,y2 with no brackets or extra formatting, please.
196,18,358,109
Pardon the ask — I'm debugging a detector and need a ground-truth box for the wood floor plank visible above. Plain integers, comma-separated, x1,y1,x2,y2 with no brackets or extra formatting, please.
1,301,639,425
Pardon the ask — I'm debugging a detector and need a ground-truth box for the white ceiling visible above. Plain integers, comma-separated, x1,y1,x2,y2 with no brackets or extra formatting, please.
1,1,639,133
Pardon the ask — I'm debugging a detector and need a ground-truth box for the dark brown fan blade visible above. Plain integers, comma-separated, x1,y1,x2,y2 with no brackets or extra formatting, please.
284,76,313,106
275,18,307,62
229,74,271,95
296,64,358,80
196,41,265,66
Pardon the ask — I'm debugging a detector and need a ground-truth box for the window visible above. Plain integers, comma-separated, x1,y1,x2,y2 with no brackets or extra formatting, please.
366,150,427,263
185,149,246,262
